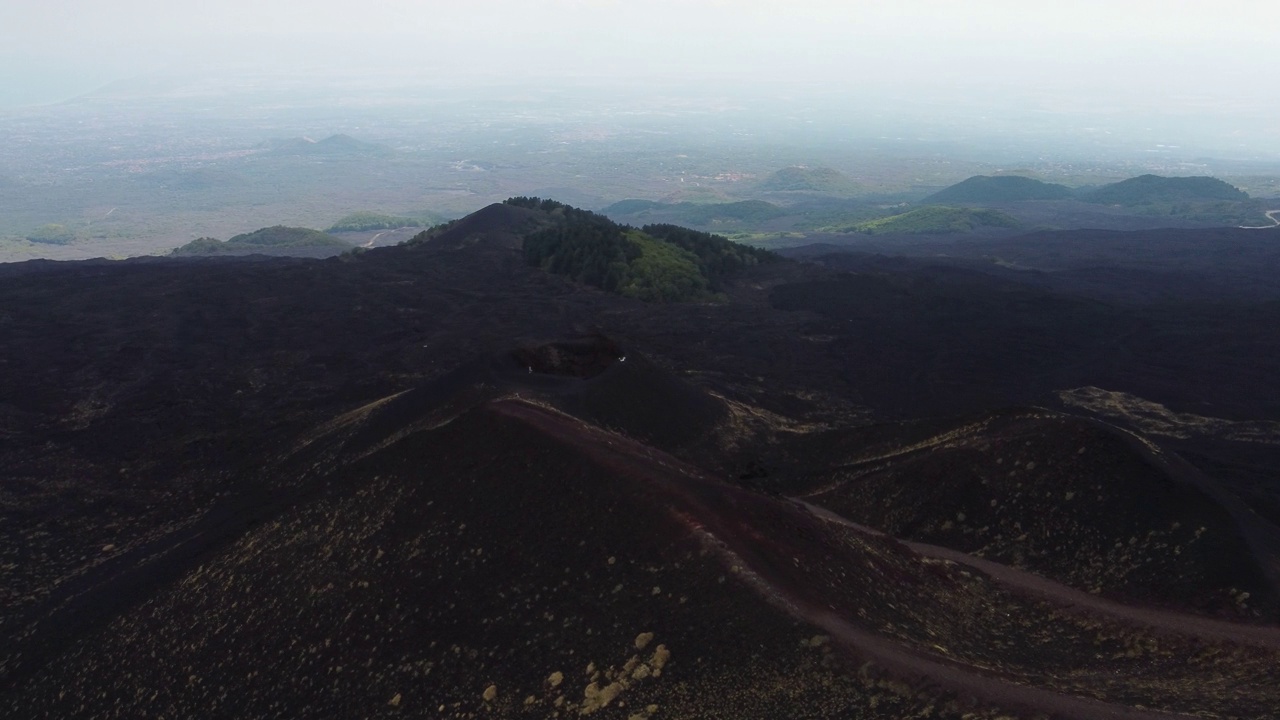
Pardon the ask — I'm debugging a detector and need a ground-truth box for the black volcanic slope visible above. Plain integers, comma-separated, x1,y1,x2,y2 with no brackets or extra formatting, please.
3,200,1280,719
784,409,1280,618
788,225,1280,302
413,202,546,250
7,368,1279,720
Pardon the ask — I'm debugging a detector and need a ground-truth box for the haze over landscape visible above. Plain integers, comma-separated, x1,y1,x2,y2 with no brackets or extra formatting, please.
6,1,1280,131
3,3,1280,719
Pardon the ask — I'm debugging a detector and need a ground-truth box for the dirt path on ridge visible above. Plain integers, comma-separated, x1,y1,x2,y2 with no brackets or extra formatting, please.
792,499,1280,650
491,399,1273,720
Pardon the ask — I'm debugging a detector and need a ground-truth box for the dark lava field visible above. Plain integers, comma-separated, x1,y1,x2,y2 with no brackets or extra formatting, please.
2,203,1280,719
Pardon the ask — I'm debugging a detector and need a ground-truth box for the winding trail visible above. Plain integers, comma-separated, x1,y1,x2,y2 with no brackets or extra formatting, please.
1239,209,1280,229
793,498,1280,650
491,399,1277,720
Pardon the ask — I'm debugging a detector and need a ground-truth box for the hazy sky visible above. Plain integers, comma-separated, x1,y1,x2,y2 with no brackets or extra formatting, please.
4,1,1276,85
3,0,1278,152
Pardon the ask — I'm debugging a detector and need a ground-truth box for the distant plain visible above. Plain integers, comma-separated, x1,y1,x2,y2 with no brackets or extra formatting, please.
3,73,1279,262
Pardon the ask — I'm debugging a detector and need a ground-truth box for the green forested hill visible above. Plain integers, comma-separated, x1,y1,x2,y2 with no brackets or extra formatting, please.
925,175,1074,203
848,206,1021,235
25,224,77,245
171,226,349,256
507,197,780,302
1086,175,1249,205
759,166,858,193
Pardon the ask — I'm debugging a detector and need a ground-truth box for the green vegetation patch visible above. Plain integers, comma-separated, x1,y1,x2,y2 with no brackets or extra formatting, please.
1164,200,1275,226
676,200,788,225
602,199,666,215
226,226,347,248
509,197,780,302
1086,175,1249,206
171,226,349,256
170,237,226,255
521,206,639,292
619,231,710,303
327,211,426,232
925,175,1074,203
26,223,76,245
847,206,1021,235
641,223,778,288
1076,175,1268,223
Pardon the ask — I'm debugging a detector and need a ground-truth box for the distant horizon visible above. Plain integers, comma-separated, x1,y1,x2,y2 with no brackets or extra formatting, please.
3,68,1278,165
3,0,1279,157
3,2,1279,264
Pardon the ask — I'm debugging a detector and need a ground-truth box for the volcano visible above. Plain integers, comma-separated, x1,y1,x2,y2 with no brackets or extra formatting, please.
3,199,1280,719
